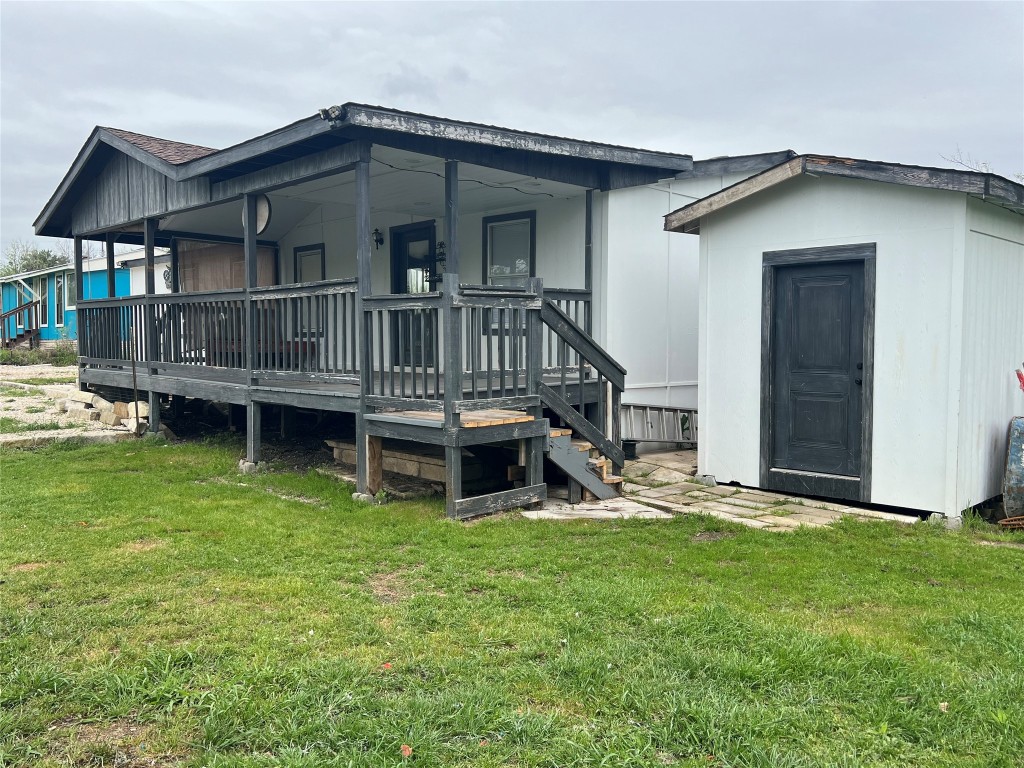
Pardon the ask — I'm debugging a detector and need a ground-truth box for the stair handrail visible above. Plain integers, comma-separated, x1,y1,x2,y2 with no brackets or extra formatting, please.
1,300,41,346
537,294,626,470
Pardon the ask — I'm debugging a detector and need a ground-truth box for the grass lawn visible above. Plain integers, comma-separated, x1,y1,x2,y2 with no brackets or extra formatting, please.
1,438,1022,767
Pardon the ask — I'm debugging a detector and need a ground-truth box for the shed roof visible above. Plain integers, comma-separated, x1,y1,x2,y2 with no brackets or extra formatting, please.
664,154,1024,234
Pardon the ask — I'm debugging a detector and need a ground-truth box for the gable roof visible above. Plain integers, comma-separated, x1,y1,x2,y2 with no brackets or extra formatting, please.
664,154,1024,234
102,128,217,165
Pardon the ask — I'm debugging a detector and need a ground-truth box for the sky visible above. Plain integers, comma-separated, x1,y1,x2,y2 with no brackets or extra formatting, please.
1,0,1022,256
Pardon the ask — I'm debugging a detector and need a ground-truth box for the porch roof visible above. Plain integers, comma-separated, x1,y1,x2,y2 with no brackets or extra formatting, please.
664,154,1024,234
35,104,694,238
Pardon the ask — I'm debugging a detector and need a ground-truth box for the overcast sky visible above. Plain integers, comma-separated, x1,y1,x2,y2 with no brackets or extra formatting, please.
1,0,1021,255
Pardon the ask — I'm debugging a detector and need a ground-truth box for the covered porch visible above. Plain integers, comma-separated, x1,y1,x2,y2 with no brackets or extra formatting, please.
36,105,692,516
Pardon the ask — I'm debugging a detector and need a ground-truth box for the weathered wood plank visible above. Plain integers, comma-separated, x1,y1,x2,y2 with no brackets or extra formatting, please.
664,157,804,233
452,484,547,520
210,141,367,201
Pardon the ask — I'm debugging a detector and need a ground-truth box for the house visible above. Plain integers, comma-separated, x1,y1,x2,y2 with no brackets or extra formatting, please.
33,103,786,517
0,258,130,348
664,155,1024,519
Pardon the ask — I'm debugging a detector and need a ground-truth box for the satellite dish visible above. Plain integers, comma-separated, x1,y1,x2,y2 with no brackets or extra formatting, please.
242,194,272,236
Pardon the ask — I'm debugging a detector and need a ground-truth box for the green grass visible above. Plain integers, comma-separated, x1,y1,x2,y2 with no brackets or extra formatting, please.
16,376,76,386
0,386,44,398
0,417,63,433
1,439,1022,767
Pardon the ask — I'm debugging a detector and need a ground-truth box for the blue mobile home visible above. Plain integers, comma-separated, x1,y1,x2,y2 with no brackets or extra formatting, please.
1,261,129,348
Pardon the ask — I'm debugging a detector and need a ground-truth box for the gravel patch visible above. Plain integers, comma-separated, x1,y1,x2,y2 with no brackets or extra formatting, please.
0,364,78,383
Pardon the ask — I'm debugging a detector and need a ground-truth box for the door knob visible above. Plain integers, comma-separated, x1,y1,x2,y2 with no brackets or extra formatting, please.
855,378,863,385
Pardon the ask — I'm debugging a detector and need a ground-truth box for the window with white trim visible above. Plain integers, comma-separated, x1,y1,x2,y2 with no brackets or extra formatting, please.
55,273,65,327
483,211,535,287
36,276,48,327
65,271,77,309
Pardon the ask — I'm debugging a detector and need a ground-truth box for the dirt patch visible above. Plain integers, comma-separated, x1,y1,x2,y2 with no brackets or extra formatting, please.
692,531,735,543
46,716,188,767
368,569,416,604
121,538,168,553
977,539,1024,551
10,561,47,572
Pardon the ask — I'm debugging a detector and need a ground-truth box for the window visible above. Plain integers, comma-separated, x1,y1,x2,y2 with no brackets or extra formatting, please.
482,211,535,286
294,244,326,284
55,273,65,327
36,277,48,328
65,271,77,309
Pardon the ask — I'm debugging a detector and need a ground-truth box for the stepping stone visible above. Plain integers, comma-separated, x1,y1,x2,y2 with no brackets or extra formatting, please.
733,491,789,505
754,514,802,528
685,491,717,500
636,487,685,499
646,467,695,484
702,485,741,497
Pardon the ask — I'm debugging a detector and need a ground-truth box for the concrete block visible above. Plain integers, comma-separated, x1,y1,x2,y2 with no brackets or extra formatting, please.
419,462,447,482
113,402,130,419
125,401,149,418
67,390,96,405
55,399,67,412
121,417,148,435
67,408,100,422
90,395,113,411
99,411,123,426
65,400,89,411
158,423,177,440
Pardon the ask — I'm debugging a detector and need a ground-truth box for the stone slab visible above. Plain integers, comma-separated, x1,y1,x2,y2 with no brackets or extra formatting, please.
66,408,100,422
646,467,695,484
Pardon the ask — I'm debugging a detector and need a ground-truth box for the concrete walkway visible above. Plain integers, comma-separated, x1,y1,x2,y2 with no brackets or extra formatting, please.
525,447,918,529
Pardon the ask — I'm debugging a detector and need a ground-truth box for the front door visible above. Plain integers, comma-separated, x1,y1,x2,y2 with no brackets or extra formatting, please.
766,258,869,499
390,222,437,366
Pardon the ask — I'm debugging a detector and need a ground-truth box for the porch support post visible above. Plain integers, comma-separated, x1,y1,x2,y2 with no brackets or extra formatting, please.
442,272,463,517
246,400,261,465
444,160,459,277
73,236,85,387
524,276,545,503
584,189,593,334
354,146,373,494
143,219,160,433
105,234,116,298
243,193,260,464
169,238,180,293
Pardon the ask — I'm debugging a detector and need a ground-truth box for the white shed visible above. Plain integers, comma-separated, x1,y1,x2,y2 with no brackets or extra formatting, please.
664,155,1024,518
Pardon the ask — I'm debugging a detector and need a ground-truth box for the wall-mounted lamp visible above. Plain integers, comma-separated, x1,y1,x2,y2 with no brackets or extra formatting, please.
372,228,384,250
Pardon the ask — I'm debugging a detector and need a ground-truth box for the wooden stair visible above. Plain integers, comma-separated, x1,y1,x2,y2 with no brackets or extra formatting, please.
545,426,622,501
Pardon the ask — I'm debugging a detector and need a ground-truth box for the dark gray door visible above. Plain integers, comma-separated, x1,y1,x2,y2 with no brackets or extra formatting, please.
771,261,864,477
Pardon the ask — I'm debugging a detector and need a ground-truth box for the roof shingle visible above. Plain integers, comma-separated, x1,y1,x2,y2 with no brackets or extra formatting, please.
102,127,218,165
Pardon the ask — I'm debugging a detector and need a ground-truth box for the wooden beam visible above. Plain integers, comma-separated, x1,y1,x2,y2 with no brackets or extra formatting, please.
169,238,180,292
445,159,459,276
105,234,116,298
143,219,157,295
73,237,84,303
342,104,693,171
355,156,372,495
246,402,261,463
243,193,258,385
367,435,383,495
664,157,804,234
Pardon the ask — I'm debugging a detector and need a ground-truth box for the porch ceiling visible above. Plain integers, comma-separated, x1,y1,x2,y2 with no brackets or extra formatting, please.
273,145,585,219
157,146,584,242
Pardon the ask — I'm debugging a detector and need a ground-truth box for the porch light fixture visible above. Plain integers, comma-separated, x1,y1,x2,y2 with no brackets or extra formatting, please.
372,229,384,250
436,241,447,272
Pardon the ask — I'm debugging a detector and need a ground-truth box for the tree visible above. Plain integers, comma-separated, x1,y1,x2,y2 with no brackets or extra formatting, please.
941,147,1024,184
0,239,70,277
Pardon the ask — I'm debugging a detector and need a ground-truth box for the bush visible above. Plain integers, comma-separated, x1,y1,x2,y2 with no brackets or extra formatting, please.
50,339,78,367
0,343,77,366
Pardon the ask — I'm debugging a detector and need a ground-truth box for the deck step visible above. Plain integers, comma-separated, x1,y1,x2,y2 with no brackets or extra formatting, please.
570,439,593,453
549,427,573,438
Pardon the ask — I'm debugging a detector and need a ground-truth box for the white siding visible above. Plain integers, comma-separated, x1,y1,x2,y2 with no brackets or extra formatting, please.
698,175,967,514
955,199,1024,512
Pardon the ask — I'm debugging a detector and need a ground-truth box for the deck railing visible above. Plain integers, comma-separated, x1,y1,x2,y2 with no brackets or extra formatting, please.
251,279,358,379
362,292,443,406
1,300,41,349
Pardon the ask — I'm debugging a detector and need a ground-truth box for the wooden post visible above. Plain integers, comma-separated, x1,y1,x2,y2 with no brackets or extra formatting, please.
246,400,261,465
143,220,160,432
169,238,180,293
584,189,593,334
73,237,86,384
445,160,459,277
442,272,463,517
105,234,116,298
354,148,373,494
367,435,383,496
525,276,545,502
243,193,260,462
